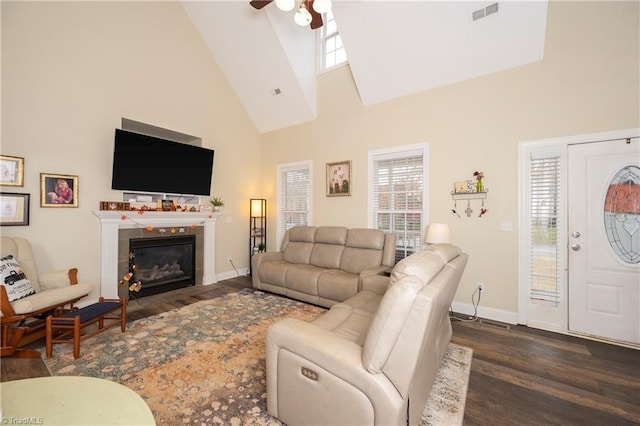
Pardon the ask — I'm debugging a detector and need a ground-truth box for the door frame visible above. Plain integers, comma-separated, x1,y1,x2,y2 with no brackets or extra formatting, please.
517,128,640,338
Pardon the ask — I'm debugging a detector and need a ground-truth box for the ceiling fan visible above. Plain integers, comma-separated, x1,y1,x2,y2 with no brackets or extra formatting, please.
250,0,332,30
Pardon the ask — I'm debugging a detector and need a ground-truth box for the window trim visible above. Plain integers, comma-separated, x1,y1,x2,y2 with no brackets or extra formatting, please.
519,144,567,331
368,143,429,260
276,160,313,250
316,10,348,74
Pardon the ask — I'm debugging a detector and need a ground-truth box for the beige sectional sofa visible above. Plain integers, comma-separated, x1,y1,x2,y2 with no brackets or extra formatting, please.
251,226,396,308
266,243,468,426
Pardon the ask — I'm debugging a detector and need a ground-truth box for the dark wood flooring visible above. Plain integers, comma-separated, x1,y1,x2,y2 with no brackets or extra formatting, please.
2,276,638,425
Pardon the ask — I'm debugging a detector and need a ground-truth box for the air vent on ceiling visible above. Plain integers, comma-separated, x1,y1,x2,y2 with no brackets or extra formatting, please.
472,2,499,21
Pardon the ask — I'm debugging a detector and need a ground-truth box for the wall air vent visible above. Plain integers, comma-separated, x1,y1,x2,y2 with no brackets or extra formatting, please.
473,3,499,21
472,8,485,21
486,3,499,16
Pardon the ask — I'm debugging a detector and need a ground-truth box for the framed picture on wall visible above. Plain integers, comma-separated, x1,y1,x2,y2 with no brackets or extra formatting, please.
40,173,78,207
0,155,24,187
454,181,469,193
326,160,351,197
0,193,30,226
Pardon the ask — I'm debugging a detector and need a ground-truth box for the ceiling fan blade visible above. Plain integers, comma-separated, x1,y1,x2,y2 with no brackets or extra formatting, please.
308,0,324,29
250,0,273,10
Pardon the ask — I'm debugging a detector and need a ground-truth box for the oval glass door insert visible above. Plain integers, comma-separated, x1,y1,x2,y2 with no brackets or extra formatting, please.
604,165,640,264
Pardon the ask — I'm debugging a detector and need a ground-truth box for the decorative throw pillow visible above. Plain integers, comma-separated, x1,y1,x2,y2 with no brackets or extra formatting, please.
0,255,36,302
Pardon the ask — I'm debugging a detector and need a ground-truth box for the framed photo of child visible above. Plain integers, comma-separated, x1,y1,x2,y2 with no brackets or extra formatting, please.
40,173,78,207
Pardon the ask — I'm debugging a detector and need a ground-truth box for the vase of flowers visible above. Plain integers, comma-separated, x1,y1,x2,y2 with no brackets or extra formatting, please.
474,171,485,193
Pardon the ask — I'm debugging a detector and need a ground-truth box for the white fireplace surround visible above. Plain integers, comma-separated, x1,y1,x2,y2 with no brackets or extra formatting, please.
93,211,221,299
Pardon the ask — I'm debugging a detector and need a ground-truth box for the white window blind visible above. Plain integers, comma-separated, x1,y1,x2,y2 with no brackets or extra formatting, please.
529,151,561,305
277,161,312,249
370,146,427,263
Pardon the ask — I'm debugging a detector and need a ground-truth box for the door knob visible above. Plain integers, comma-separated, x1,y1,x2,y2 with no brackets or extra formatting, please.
571,231,581,238
571,244,581,251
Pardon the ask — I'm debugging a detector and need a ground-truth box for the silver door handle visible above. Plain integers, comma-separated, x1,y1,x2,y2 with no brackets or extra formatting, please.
571,231,581,238
571,244,581,251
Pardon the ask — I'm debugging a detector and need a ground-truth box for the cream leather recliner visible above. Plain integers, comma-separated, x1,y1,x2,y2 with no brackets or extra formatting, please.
266,243,468,426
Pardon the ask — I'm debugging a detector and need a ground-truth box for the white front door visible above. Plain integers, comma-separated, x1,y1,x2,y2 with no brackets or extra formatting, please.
567,138,640,344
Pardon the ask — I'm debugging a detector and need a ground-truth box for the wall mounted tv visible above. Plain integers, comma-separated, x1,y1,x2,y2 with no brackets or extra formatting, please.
111,129,214,196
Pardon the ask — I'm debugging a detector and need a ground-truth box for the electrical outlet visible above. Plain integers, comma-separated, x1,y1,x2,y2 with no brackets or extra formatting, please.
476,282,484,292
227,256,233,263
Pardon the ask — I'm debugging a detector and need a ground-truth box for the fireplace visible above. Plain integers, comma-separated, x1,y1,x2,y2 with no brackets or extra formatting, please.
93,211,220,301
117,226,204,300
129,235,196,298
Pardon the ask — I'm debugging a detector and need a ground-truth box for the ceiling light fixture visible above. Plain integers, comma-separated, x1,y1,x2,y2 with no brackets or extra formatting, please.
250,0,331,29
312,0,332,14
294,2,313,26
275,0,295,12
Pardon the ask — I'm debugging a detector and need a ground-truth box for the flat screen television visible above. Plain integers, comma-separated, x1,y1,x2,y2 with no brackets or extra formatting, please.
111,129,214,196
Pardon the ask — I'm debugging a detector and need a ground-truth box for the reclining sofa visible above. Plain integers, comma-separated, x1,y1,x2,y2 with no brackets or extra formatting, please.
266,243,468,426
251,226,396,308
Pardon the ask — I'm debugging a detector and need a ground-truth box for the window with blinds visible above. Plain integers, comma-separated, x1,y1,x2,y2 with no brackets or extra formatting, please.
529,151,561,305
369,145,428,263
277,161,312,249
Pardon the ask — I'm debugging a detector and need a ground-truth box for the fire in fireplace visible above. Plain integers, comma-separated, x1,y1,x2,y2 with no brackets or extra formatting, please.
129,235,196,298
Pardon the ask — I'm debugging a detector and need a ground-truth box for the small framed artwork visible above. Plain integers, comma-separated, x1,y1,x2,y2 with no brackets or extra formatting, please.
161,200,173,211
326,160,351,197
40,173,78,207
454,181,469,193
0,193,30,226
0,155,24,187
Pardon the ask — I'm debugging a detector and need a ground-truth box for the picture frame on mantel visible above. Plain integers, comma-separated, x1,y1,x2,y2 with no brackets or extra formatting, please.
0,155,24,187
326,160,351,197
40,173,78,207
0,193,30,226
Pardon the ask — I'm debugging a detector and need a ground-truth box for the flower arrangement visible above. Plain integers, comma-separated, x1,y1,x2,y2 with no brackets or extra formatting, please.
473,171,485,193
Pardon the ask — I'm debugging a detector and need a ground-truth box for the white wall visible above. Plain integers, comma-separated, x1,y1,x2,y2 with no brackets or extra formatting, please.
259,1,640,320
1,1,261,301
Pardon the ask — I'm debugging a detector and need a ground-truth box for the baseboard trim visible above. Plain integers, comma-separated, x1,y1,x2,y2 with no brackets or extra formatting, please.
211,269,250,283
451,301,518,325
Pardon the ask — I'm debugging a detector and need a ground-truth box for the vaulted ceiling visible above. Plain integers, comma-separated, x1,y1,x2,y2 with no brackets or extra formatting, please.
181,1,549,134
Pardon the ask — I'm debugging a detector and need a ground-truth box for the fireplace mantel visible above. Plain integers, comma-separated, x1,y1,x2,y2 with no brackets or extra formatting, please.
93,211,221,298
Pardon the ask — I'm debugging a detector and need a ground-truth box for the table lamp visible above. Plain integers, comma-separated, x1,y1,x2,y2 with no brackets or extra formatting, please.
425,223,450,245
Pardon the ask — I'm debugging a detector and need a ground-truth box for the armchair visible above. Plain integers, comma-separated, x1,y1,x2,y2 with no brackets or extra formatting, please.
1,237,92,358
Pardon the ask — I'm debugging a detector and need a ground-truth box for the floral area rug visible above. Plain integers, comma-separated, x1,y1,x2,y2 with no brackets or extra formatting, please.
43,289,472,425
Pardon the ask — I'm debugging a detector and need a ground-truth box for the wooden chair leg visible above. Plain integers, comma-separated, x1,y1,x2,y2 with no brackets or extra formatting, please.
120,298,127,332
1,326,41,358
46,316,53,358
73,316,81,359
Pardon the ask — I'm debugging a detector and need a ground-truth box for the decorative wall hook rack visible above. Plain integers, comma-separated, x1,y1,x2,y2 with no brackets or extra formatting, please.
451,190,488,201
451,173,489,218
451,190,488,218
